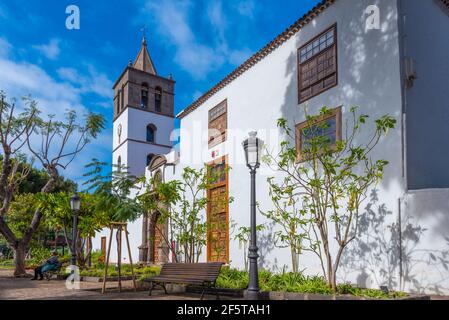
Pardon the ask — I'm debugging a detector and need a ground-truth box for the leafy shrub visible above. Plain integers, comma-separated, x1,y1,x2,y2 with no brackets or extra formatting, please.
26,247,52,267
0,259,14,268
216,267,249,289
337,282,407,299
78,264,161,279
215,268,405,299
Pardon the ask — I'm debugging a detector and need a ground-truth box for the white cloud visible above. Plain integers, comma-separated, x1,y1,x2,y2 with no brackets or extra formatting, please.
141,0,222,80
192,90,202,101
140,0,252,80
229,48,252,66
0,38,112,182
32,38,61,60
0,37,12,57
57,65,113,100
236,0,256,19
207,1,227,41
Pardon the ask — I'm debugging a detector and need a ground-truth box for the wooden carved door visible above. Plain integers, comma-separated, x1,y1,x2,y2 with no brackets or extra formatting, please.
207,158,229,263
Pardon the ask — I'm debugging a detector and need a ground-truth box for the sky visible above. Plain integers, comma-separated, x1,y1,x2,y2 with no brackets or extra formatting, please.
0,0,320,184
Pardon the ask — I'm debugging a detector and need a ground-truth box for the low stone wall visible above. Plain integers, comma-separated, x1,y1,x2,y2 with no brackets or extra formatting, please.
245,290,431,300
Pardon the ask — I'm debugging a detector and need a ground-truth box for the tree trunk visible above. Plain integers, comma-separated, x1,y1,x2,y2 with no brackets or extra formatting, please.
291,247,299,273
13,245,28,277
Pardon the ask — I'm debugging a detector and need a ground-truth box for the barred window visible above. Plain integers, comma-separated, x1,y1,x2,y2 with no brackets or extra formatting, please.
298,25,338,103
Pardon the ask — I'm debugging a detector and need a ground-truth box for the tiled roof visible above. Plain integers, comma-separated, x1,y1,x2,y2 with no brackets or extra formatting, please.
176,0,336,119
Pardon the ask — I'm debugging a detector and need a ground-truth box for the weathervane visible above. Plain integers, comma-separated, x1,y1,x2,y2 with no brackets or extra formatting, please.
140,25,147,44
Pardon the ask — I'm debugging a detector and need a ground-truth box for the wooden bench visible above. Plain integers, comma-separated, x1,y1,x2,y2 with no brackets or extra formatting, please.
144,262,224,300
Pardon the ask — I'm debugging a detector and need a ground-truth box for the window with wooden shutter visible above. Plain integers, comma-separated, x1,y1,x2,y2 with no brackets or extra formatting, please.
208,100,227,148
298,24,338,103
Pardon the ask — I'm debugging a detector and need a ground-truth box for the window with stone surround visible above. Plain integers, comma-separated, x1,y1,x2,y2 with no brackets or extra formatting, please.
141,83,149,108
208,100,227,148
146,124,156,143
298,24,338,103
295,106,342,162
155,86,162,112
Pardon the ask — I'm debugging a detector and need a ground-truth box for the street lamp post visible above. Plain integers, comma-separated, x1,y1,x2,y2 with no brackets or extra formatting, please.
70,192,81,268
242,131,264,300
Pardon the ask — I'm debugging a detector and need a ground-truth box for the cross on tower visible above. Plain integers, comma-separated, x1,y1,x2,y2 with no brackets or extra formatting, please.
140,25,147,44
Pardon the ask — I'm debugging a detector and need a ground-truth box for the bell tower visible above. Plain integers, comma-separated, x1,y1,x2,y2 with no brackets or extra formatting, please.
112,37,175,177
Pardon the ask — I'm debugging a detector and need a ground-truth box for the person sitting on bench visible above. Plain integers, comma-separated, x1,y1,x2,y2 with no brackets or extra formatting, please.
31,251,59,280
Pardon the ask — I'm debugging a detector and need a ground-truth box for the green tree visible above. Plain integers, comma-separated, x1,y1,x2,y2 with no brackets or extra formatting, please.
233,224,265,272
82,159,144,223
142,166,232,263
0,91,105,276
39,192,109,268
263,106,396,290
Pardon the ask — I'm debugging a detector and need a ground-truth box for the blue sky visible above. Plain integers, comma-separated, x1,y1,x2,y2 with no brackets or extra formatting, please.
0,0,320,184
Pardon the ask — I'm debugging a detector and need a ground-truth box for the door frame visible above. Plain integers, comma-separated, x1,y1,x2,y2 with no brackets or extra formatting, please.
206,155,230,264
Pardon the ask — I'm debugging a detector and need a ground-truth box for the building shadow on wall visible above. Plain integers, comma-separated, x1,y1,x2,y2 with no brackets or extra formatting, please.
340,189,449,294
258,222,277,272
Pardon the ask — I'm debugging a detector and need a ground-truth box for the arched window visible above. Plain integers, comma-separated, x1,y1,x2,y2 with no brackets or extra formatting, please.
121,84,125,110
146,153,154,167
117,89,122,112
146,124,156,143
155,86,162,112
141,83,149,108
117,156,122,172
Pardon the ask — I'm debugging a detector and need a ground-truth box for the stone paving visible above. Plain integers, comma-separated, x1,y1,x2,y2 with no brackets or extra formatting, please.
2,268,448,300
0,269,201,300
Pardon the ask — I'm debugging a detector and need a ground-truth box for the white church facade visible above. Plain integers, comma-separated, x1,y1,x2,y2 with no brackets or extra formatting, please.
94,0,449,295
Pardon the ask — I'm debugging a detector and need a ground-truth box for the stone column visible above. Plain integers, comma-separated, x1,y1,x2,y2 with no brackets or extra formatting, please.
159,222,170,264
138,212,148,263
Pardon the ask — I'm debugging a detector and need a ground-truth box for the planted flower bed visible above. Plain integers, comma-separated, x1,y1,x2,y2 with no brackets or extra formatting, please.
70,265,161,282
212,268,411,300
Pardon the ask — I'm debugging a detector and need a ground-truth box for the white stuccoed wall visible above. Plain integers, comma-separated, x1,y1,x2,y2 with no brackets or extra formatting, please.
171,0,449,294
112,107,173,177
95,0,449,295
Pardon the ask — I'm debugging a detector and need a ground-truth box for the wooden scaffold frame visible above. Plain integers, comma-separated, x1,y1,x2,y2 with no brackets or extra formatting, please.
102,222,137,294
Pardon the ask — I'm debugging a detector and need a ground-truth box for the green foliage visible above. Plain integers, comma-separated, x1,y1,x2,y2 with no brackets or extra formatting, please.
144,165,233,263
78,264,161,280
265,105,396,290
27,247,52,267
0,259,14,268
233,224,265,272
0,156,76,194
216,267,249,289
215,268,405,299
0,90,105,276
5,193,42,238
39,192,109,238
83,159,143,222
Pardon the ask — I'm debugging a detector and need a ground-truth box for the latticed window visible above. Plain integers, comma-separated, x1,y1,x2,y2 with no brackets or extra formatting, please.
298,25,338,103
208,100,227,148
295,106,342,162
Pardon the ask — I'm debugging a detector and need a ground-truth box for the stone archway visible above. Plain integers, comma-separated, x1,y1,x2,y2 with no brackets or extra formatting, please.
148,211,168,264
139,155,170,265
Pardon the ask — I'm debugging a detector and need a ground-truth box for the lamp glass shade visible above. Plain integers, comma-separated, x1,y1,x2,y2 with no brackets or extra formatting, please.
242,131,264,169
70,193,81,211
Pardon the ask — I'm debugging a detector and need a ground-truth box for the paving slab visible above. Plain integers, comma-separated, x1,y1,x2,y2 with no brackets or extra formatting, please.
0,269,201,300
